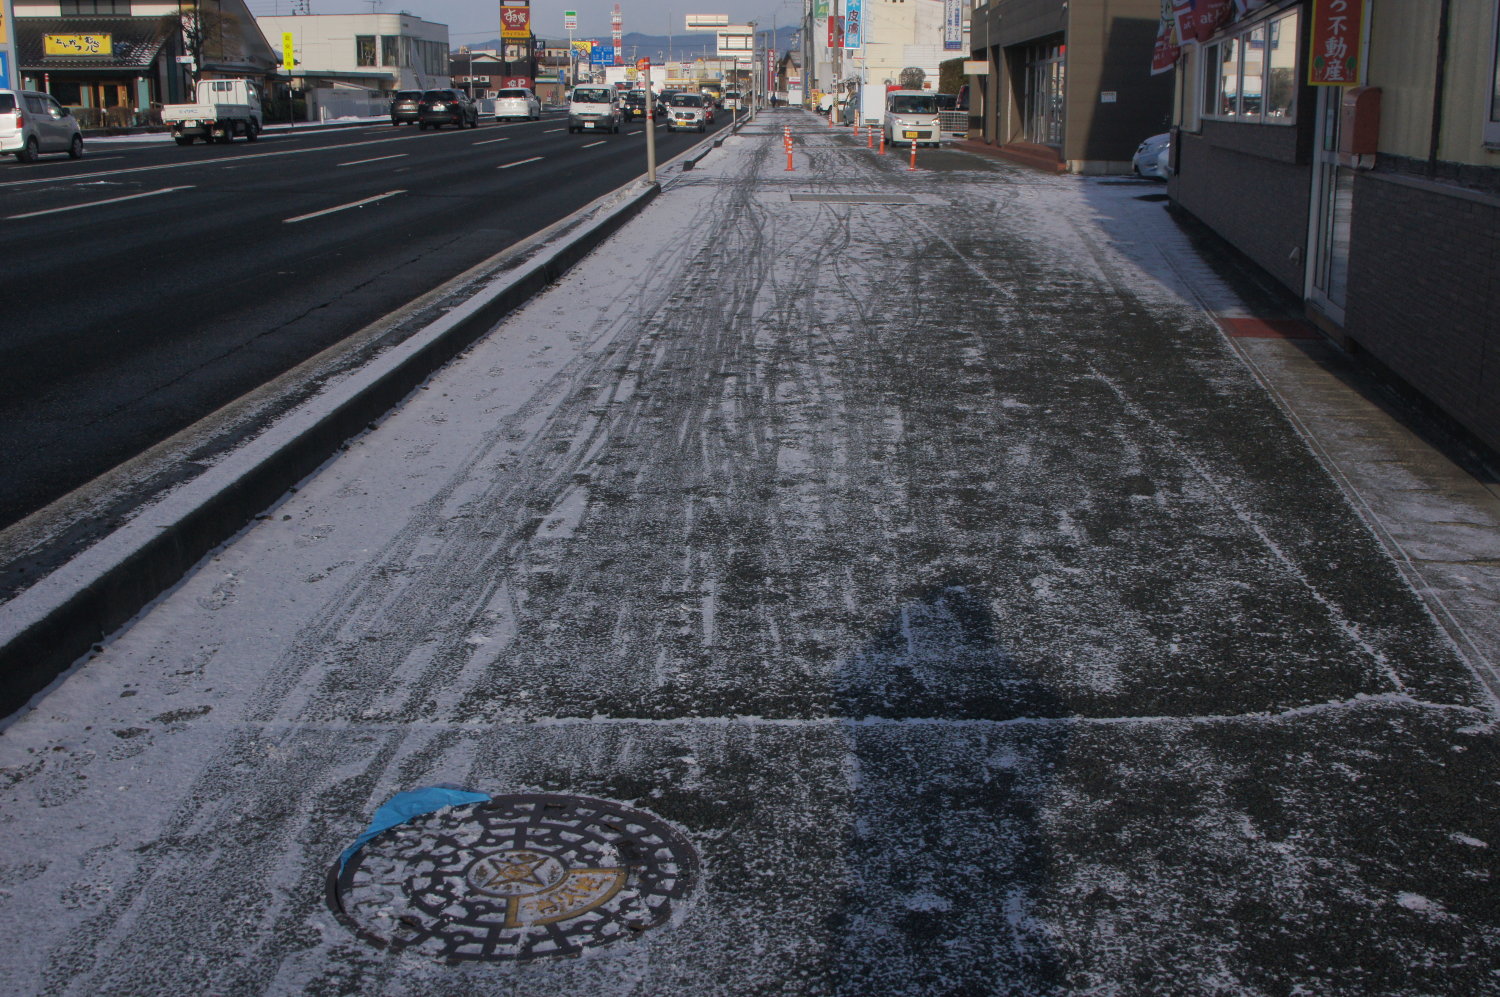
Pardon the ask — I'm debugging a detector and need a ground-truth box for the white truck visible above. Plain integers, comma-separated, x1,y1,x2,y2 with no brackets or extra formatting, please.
162,79,263,145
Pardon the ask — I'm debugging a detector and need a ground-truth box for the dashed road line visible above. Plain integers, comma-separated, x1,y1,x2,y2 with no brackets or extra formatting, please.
6,185,194,219
497,157,544,169
283,189,405,224
338,154,408,166
581,141,606,149
473,136,513,146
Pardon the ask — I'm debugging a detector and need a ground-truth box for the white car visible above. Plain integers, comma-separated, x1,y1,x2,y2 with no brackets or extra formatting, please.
1133,132,1171,179
882,90,941,147
1,88,83,162
493,87,541,122
666,93,708,132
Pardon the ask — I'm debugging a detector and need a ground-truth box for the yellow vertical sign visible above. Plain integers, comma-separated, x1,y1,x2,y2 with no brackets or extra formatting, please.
282,32,295,71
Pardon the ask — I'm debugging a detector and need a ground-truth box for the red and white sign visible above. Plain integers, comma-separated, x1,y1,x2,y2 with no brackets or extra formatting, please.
1309,0,1365,85
500,4,531,40
826,15,843,47
501,76,532,89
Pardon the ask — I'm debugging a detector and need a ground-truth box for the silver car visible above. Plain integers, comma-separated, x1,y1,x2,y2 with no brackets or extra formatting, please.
493,87,541,122
666,93,707,133
1133,132,1171,180
1,89,83,162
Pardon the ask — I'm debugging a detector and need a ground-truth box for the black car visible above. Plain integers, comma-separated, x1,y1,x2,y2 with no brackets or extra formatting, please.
390,89,423,125
417,89,478,129
621,90,657,122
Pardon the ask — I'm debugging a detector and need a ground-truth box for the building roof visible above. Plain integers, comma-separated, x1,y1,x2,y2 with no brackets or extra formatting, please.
15,16,174,70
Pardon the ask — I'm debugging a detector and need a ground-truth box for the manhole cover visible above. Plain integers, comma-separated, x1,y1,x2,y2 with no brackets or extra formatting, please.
328,793,699,962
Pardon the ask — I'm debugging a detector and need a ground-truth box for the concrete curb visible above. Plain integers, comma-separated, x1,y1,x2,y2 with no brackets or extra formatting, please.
0,177,661,719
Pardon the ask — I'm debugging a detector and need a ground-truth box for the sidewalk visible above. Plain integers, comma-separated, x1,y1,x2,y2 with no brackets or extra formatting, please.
1,108,1497,996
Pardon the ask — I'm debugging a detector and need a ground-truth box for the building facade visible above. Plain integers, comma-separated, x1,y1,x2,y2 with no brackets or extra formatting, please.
1164,0,1500,455
255,12,449,95
12,0,276,122
968,0,1173,172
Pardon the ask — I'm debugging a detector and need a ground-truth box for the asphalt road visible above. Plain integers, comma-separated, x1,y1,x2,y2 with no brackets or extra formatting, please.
0,109,731,530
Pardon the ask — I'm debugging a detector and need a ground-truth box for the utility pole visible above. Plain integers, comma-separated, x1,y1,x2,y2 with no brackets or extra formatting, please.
640,58,657,184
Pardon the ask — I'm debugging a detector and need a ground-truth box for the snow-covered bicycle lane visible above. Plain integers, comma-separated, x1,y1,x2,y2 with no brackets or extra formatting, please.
1,111,1497,996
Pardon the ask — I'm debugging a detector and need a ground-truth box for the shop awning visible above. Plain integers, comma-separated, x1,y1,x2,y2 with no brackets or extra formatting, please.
15,16,172,71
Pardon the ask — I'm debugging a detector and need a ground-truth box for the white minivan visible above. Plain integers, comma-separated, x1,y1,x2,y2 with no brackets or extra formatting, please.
494,87,541,122
1,89,84,162
568,86,620,134
882,90,941,147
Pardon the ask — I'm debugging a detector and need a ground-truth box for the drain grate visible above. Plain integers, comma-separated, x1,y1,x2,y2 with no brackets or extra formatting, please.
789,193,917,204
328,793,699,962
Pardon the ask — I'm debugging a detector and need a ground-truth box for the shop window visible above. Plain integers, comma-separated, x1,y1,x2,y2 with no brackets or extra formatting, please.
381,35,401,67
356,35,377,67
1203,7,1299,125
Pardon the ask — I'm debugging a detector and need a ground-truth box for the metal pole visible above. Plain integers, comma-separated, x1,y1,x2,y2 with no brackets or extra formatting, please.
643,63,657,184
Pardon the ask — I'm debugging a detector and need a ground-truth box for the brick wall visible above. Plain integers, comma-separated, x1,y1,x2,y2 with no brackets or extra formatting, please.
1345,171,1500,455
1172,126,1312,294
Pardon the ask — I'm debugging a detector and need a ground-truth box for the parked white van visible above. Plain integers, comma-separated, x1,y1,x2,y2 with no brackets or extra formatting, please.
1,89,83,162
882,90,941,147
568,86,620,134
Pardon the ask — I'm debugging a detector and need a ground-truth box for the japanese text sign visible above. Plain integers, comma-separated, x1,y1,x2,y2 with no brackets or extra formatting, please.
1309,0,1365,85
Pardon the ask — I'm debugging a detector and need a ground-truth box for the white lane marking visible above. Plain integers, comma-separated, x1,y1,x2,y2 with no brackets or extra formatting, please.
0,129,477,190
581,140,606,149
472,136,513,146
497,157,544,169
283,189,406,224
338,153,408,166
6,185,194,220
543,128,564,133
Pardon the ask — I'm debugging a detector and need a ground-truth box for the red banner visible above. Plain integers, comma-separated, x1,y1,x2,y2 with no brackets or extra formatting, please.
1151,18,1180,76
1309,0,1365,85
826,16,843,48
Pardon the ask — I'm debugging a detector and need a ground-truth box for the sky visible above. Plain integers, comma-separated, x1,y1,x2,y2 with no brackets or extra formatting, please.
245,0,809,46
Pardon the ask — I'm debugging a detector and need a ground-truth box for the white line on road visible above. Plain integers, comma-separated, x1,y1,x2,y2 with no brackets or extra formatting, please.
338,153,408,166
283,189,406,224
543,128,564,133
6,185,194,220
472,136,513,145
497,157,544,169
581,141,606,148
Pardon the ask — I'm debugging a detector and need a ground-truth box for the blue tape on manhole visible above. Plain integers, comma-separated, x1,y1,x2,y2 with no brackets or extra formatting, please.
327,792,700,962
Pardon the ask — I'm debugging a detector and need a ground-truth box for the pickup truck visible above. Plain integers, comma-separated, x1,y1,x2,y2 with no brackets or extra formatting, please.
161,79,263,145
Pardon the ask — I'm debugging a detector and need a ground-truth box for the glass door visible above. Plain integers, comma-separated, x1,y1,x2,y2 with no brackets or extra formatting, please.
1307,86,1352,321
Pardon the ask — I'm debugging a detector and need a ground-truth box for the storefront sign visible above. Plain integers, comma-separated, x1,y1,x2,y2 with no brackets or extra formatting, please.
281,32,295,71
501,4,532,40
844,0,862,50
501,76,532,89
944,0,963,51
563,10,577,30
44,33,113,56
1308,0,1364,84
826,16,842,48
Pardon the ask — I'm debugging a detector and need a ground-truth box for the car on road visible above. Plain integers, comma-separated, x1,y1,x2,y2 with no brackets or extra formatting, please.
1133,132,1171,180
418,89,478,129
493,87,541,122
389,90,423,125
622,89,654,122
568,86,620,133
1,88,83,162
722,90,743,110
882,89,941,147
666,92,708,132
